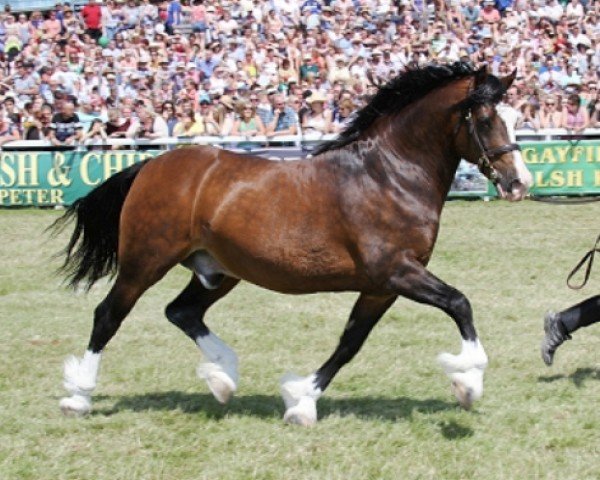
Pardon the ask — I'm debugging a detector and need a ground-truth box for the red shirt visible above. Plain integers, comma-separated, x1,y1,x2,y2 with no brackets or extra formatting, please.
82,4,102,29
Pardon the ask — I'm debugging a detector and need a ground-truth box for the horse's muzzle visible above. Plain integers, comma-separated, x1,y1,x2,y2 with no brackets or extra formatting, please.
497,179,529,202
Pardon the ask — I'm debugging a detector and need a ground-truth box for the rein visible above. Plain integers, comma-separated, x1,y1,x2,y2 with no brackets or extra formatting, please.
566,234,600,290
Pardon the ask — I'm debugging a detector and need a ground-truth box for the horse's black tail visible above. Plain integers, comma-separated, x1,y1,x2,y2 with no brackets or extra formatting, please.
50,160,149,290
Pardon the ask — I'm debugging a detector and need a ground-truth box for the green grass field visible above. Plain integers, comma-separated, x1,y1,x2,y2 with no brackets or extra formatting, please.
0,201,599,480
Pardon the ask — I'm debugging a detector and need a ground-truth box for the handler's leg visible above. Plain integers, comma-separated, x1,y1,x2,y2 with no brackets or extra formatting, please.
541,295,600,366
165,275,240,404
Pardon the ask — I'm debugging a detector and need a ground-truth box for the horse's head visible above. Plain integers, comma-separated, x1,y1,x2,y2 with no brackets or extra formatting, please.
456,68,532,201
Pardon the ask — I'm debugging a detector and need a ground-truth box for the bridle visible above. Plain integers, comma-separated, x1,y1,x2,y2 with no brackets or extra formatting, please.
463,109,521,185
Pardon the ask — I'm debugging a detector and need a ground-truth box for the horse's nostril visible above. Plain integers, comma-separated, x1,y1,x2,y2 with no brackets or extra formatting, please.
507,179,521,194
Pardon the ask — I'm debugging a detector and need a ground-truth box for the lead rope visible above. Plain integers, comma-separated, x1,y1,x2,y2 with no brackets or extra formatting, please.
567,234,600,290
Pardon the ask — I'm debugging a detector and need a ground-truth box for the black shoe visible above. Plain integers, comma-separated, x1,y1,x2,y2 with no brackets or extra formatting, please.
541,311,571,366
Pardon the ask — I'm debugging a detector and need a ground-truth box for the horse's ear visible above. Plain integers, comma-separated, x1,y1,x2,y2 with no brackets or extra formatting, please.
499,69,517,91
473,65,488,87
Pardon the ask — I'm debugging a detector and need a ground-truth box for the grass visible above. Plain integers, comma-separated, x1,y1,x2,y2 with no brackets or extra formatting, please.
0,201,599,480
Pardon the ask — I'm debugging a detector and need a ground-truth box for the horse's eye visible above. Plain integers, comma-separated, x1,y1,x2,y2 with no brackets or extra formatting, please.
478,117,493,130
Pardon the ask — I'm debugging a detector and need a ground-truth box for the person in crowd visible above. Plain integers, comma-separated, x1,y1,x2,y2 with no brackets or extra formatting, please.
278,58,298,90
121,0,142,30
102,0,121,41
214,94,237,136
462,0,481,26
81,118,108,147
565,0,585,22
4,14,23,61
539,95,563,128
105,106,131,138
161,100,178,135
518,102,541,130
81,0,103,41
16,13,34,48
24,102,53,140
301,92,332,135
13,61,38,107
51,56,79,96
42,10,63,41
479,0,501,25
265,93,297,137
197,98,220,135
126,106,168,139
561,93,590,133
165,0,183,35
21,99,38,132
48,99,83,146
231,100,266,138
190,0,207,33
0,108,21,145
63,7,81,36
331,98,356,133
299,53,319,81
587,85,600,127
172,109,204,136
328,55,351,85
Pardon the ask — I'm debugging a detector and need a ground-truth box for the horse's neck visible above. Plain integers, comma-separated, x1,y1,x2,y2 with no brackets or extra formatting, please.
380,99,462,201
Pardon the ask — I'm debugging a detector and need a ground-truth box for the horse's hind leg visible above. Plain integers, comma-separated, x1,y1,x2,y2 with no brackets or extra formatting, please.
281,294,397,426
60,265,171,416
165,274,240,404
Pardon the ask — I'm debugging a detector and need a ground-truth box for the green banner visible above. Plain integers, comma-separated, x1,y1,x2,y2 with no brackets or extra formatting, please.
522,140,600,196
0,140,598,207
0,150,159,207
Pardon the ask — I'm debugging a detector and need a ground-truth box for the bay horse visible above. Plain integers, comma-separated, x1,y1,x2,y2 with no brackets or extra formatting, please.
53,63,532,426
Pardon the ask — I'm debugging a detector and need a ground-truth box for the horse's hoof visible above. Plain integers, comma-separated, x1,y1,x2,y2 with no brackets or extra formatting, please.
59,395,91,417
280,373,320,426
284,403,317,427
206,372,235,404
451,380,474,411
198,363,236,404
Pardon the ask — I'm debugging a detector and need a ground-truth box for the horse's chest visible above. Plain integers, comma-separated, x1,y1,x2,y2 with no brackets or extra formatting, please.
355,224,438,279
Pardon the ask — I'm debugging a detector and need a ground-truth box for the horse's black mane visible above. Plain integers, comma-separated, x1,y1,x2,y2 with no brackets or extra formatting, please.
313,62,506,155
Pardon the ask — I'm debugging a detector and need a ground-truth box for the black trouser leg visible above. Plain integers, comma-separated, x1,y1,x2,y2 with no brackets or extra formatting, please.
557,295,600,334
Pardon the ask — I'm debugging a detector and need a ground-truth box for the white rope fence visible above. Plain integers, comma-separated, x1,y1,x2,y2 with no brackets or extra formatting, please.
2,129,599,155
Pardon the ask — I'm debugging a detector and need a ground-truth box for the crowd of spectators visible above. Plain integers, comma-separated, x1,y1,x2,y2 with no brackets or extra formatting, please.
0,0,597,147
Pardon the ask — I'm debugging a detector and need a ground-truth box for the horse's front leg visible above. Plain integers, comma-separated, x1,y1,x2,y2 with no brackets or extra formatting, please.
390,259,488,410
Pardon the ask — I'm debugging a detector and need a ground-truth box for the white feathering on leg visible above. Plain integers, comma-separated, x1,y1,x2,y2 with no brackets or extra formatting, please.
437,339,488,373
280,373,322,426
63,351,101,396
437,339,487,409
196,333,238,404
60,350,101,416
